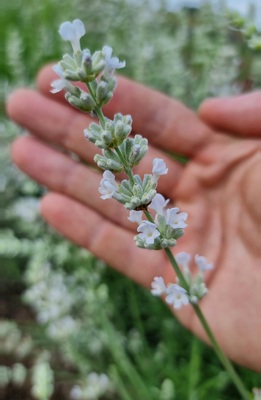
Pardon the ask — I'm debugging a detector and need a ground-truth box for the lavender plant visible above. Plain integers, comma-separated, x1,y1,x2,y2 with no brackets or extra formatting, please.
51,19,252,400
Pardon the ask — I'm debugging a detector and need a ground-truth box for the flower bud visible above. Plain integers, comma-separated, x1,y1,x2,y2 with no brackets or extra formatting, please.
94,154,123,172
96,81,113,106
141,188,157,205
65,93,95,112
132,183,143,198
92,50,106,74
61,53,76,69
101,130,113,146
106,76,117,92
160,238,177,248
82,49,93,75
129,145,141,166
96,81,109,101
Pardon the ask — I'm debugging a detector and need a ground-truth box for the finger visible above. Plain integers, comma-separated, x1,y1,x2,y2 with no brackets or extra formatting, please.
7,88,98,163
40,192,171,287
11,136,182,230
11,135,130,229
37,64,216,156
198,92,261,137
7,90,183,196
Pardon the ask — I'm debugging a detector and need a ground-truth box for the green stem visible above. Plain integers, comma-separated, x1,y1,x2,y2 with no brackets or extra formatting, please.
144,210,155,223
164,247,251,400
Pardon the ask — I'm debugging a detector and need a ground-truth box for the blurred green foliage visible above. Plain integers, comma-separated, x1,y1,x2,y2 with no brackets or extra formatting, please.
1,1,261,399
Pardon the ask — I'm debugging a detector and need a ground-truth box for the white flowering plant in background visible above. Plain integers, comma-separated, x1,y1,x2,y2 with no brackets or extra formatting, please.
50,19,253,400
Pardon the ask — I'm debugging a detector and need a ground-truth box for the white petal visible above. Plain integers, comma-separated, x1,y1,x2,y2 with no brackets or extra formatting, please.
152,158,168,176
137,221,160,244
103,170,116,182
165,284,189,309
58,19,86,52
72,19,86,38
128,210,143,224
59,21,74,41
149,193,169,215
59,19,85,41
102,45,113,59
195,255,213,271
50,79,65,93
176,252,191,265
52,64,64,78
151,276,167,296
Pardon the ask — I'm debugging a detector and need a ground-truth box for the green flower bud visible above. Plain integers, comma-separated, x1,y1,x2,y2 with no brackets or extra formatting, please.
61,53,76,69
141,188,157,204
106,76,117,92
119,179,133,196
92,50,106,74
101,130,114,146
132,183,143,198
129,145,141,166
134,236,162,250
96,81,109,104
82,49,93,75
126,196,142,209
94,154,123,172
160,238,177,248
65,92,95,112
63,69,80,81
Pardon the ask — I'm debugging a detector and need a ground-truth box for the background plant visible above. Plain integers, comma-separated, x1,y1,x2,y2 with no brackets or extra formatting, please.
1,1,261,399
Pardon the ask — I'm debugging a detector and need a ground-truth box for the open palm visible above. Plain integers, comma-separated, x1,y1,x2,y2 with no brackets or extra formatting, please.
7,66,261,371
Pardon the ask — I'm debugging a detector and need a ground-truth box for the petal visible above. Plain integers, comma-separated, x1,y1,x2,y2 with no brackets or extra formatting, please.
58,21,75,41
50,79,64,93
72,19,86,38
102,45,113,59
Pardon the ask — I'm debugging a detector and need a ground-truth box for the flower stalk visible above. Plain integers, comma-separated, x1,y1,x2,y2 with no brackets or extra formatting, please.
52,19,251,399
164,247,251,400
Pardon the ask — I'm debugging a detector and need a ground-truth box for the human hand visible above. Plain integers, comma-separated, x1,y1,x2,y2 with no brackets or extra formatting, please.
7,66,261,371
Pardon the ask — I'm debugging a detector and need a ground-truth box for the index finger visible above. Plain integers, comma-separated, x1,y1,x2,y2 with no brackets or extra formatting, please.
37,65,215,157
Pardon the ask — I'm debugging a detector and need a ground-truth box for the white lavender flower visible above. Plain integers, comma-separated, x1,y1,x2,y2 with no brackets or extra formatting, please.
98,170,118,200
152,158,168,175
165,284,189,309
165,208,188,229
195,254,213,272
176,252,191,275
128,210,143,225
137,221,160,245
50,64,68,93
51,64,82,96
152,158,168,183
151,276,167,296
58,19,85,52
102,45,126,80
149,193,187,236
174,253,214,303
149,193,170,215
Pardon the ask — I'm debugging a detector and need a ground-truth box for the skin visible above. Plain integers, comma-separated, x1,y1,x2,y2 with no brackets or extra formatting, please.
7,65,261,371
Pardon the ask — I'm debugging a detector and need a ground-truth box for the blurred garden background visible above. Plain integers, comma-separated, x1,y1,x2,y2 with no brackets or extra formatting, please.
1,0,261,399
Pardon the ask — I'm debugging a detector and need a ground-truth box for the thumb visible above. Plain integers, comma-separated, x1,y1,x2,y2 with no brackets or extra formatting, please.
198,91,261,137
